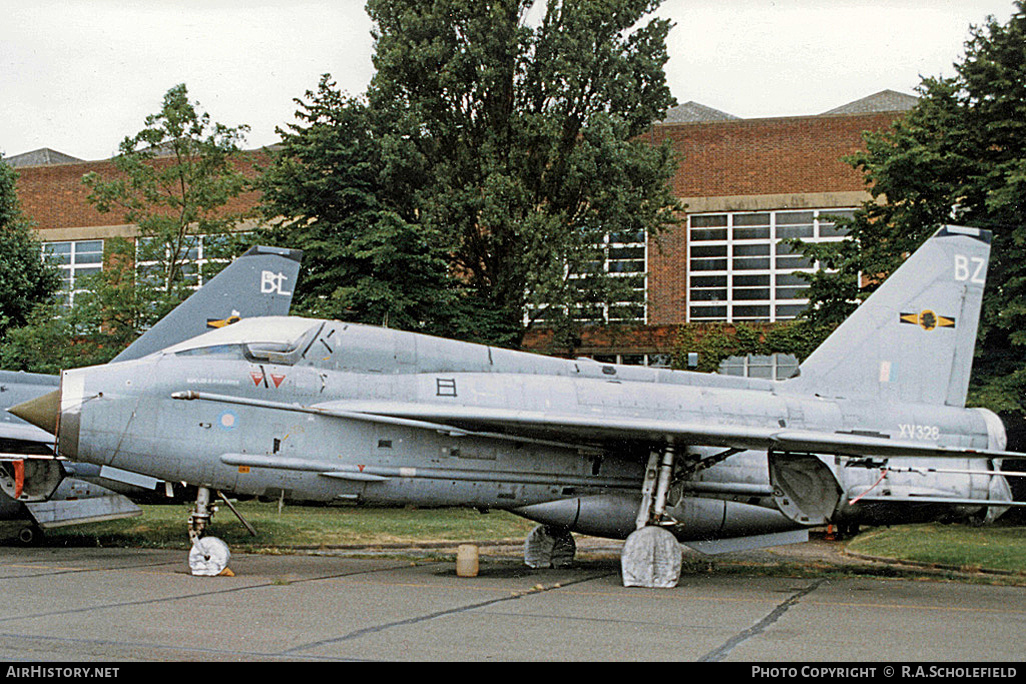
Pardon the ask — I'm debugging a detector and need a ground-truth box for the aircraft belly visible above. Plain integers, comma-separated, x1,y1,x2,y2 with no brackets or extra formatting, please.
359,478,555,508
870,456,983,496
355,436,633,509
253,469,350,503
225,411,373,500
216,411,614,506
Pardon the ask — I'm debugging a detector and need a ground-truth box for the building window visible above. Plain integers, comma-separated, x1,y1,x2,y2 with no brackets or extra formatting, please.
587,352,672,368
719,353,799,380
687,209,852,322
41,240,103,307
135,234,233,290
532,229,648,326
602,230,647,323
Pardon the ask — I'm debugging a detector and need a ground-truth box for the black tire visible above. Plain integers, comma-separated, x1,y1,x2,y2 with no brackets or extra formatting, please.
17,525,43,545
837,522,860,538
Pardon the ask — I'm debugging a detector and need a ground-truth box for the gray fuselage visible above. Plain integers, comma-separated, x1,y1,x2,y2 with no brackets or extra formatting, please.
54,318,1003,541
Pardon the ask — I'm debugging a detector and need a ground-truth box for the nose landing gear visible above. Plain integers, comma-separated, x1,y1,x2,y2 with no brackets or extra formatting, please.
186,486,255,577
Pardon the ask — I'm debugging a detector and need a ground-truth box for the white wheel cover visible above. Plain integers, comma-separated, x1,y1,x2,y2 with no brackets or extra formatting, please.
189,536,231,576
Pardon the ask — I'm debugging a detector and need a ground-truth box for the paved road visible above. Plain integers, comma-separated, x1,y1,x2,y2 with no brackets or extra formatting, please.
0,543,1023,662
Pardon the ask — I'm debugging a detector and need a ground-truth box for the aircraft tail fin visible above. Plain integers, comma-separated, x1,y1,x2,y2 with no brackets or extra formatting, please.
111,245,302,363
786,225,990,407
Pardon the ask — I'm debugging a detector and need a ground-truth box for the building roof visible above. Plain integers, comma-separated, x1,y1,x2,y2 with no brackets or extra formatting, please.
3,148,83,168
660,101,740,123
658,91,916,125
820,89,918,115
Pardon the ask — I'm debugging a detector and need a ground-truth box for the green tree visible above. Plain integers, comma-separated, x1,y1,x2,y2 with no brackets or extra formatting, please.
258,81,460,334
791,3,1026,413
260,0,682,348
82,83,252,329
2,86,252,371
0,239,148,372
0,155,61,342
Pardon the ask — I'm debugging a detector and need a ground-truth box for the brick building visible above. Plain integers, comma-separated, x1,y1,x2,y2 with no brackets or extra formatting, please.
8,152,267,305
5,90,915,361
530,90,916,366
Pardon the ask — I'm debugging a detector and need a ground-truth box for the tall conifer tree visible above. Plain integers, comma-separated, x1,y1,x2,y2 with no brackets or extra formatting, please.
261,0,682,348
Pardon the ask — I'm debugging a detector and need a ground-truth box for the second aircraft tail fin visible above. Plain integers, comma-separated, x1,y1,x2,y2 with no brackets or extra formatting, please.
111,245,302,363
786,225,990,407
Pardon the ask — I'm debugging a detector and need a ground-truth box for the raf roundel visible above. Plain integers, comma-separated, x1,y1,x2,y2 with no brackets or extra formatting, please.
218,410,238,430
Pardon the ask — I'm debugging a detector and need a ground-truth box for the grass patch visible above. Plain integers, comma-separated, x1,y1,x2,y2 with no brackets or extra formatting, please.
0,501,538,551
847,523,1026,574
5,503,1025,583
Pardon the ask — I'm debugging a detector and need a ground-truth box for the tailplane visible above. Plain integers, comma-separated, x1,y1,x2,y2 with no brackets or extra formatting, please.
111,245,302,362
786,225,989,407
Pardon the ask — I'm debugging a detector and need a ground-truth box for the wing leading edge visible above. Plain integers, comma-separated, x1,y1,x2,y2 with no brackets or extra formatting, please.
174,392,1026,462
316,400,1025,461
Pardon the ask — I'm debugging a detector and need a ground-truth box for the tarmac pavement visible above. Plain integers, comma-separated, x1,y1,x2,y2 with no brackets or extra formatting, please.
0,538,1024,662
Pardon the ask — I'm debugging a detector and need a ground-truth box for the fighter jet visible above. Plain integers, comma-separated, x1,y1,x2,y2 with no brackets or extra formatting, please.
0,245,301,543
10,226,1024,585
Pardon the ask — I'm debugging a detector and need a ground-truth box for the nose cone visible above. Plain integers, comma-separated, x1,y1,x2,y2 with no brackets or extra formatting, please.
8,389,60,435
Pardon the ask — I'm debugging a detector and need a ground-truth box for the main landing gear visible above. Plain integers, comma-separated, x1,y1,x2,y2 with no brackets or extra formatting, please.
621,447,682,588
519,446,686,588
524,524,576,569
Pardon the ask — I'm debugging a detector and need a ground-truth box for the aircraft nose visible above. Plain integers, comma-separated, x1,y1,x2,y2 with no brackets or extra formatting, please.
8,389,60,435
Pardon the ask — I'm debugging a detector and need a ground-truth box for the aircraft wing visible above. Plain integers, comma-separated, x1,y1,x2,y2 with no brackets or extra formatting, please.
22,477,143,529
0,420,57,458
0,421,55,448
1,371,61,454
173,392,1025,461
324,401,1026,515
313,400,1026,461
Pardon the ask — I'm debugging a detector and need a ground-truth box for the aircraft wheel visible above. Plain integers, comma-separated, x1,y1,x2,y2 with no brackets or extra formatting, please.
17,525,43,546
524,525,576,569
837,521,860,538
966,511,988,527
621,526,682,588
188,536,231,576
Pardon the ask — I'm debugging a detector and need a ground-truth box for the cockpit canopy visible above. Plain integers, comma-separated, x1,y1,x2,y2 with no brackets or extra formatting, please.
162,316,323,366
